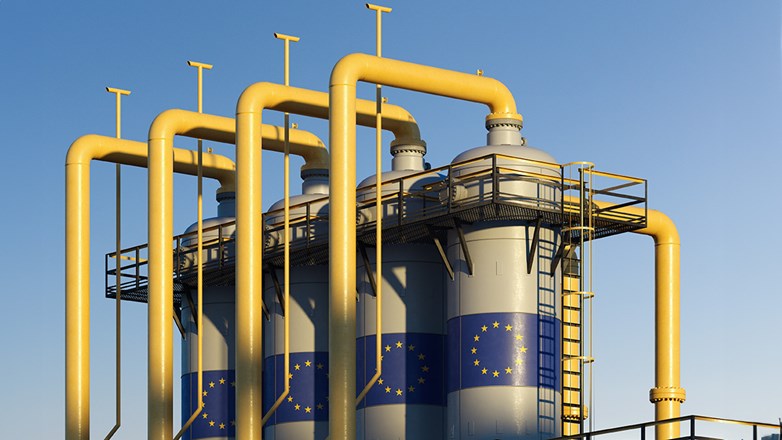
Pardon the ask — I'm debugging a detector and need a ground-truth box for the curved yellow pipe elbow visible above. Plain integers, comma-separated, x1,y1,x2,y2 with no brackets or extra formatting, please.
260,124,329,172
330,53,523,124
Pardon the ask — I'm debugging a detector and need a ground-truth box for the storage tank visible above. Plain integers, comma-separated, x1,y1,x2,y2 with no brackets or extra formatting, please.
180,189,237,440
445,120,563,439
355,140,447,440
263,168,330,440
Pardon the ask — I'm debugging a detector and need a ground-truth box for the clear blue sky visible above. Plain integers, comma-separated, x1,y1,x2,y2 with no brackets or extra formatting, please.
1,1,780,438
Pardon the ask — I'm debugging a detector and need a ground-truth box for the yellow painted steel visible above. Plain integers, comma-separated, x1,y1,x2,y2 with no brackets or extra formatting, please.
176,60,213,440
104,86,130,440
328,53,522,440
586,200,685,440
357,2,392,406
262,32,300,425
65,135,234,440
146,109,331,439
234,81,424,439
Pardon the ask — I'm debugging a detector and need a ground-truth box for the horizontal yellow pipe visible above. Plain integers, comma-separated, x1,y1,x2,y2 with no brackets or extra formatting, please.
65,134,237,440
327,53,522,440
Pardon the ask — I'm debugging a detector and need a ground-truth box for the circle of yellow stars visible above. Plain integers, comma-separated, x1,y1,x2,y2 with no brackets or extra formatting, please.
377,340,428,398
472,320,527,378
285,358,327,415
198,375,236,430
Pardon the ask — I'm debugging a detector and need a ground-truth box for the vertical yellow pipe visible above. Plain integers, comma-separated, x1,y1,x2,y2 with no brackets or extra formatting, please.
104,86,130,440
328,53,522,440
148,132,174,440
65,157,90,440
356,2,392,405
262,32,300,425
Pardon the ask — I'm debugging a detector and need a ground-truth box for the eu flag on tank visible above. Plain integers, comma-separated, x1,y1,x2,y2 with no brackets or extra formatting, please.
181,369,236,440
447,312,561,393
356,332,445,408
263,351,330,425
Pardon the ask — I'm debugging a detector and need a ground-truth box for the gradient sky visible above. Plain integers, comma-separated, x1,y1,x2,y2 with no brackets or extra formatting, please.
1,1,780,438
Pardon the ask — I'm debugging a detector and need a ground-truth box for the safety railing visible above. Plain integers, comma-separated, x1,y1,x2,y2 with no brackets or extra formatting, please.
551,415,781,440
106,153,647,302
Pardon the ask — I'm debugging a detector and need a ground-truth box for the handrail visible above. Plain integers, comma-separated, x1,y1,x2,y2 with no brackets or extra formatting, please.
552,415,781,440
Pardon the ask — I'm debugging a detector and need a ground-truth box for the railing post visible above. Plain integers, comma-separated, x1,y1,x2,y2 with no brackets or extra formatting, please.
690,417,695,440
218,224,224,270
446,164,453,212
135,248,140,290
641,424,646,440
398,179,403,226
491,154,498,202
753,424,757,440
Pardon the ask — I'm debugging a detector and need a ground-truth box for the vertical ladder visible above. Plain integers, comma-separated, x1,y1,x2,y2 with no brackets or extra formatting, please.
560,163,595,436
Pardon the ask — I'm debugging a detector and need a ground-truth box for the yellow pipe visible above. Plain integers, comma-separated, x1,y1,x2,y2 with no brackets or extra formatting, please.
146,109,330,439
104,86,130,440
234,82,425,438
357,2,392,406
262,31,300,426
586,200,685,440
175,59,213,440
328,53,522,440
65,135,235,440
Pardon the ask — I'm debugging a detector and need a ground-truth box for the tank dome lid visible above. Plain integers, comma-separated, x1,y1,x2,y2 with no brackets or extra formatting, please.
450,143,557,165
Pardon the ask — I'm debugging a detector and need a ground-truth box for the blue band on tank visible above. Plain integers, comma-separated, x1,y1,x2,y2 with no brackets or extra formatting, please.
181,369,236,439
446,312,561,393
356,332,446,409
263,351,330,426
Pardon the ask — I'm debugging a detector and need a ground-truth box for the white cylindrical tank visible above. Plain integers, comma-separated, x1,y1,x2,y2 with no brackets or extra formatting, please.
180,190,237,440
445,123,563,440
263,169,330,440
356,142,447,440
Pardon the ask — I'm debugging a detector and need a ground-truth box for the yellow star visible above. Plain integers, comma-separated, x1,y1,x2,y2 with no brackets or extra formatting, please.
219,423,225,430
294,364,301,371
305,360,312,367
408,385,415,392
520,345,528,353
294,404,301,411
470,347,477,354
408,344,415,351
385,386,391,393
305,406,312,413
473,359,480,366
316,363,324,370
202,413,208,419
202,390,208,397
492,321,500,328
492,370,500,377
515,334,523,341
219,378,226,385
505,324,512,332
481,368,488,375
317,403,324,410
418,353,425,360
385,345,391,352
395,388,403,396
378,378,384,385
515,358,522,365
481,325,488,332
395,341,403,349
473,335,480,342
505,367,512,374
288,373,294,379
418,377,426,384
209,381,215,388
287,396,293,402
209,421,215,427
200,402,205,408
380,355,384,361
421,365,430,372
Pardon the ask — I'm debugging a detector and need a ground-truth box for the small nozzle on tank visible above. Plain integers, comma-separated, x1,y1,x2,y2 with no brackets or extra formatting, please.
390,138,427,171
486,118,523,146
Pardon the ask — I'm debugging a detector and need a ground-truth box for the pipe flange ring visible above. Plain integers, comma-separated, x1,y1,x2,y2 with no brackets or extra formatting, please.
300,168,329,179
390,137,427,151
485,113,523,129
649,386,686,403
